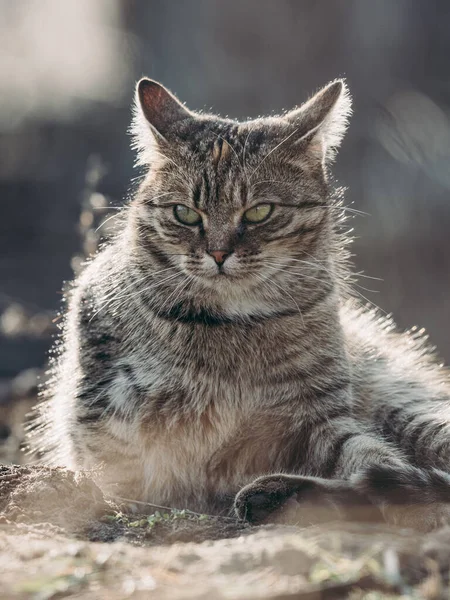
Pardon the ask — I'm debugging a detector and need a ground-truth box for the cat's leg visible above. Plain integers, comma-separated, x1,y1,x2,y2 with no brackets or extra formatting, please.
235,419,450,530
235,467,450,530
373,397,450,473
234,424,399,525
234,473,375,526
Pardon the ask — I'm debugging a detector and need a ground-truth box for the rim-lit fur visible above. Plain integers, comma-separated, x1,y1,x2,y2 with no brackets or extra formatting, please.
28,80,450,528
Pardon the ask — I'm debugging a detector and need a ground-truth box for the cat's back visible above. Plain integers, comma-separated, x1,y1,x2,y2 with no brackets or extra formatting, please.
341,300,450,418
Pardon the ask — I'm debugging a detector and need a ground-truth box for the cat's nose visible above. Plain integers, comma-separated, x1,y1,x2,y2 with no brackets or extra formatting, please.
208,250,230,265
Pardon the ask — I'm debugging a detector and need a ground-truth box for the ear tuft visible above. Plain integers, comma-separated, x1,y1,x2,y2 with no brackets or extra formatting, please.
286,79,352,164
130,78,192,167
317,80,352,162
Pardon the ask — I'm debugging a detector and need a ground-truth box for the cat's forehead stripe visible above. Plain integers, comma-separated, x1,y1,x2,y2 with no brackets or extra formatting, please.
212,138,231,167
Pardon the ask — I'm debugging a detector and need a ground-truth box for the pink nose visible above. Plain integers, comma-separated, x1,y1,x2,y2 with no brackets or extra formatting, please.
209,250,229,265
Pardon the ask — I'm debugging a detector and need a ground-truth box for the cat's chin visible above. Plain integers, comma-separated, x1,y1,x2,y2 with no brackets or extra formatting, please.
196,271,258,292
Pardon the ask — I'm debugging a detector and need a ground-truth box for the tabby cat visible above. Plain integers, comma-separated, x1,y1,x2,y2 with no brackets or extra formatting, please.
30,78,450,531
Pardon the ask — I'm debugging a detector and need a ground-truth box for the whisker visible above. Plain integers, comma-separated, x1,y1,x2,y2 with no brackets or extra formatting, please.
263,262,383,314
92,206,125,210
263,263,328,285
92,272,155,310
315,205,370,217
90,268,180,321
157,274,192,316
289,251,382,283
265,258,381,294
95,212,122,232
168,275,194,314
287,258,332,274
166,277,192,313
254,272,304,326
117,272,182,304
265,256,333,277
103,273,183,324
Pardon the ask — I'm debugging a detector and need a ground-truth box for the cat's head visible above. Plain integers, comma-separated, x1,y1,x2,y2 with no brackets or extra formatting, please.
128,78,351,317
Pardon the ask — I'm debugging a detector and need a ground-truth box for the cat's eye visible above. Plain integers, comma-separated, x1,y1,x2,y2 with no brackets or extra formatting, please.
173,204,202,226
243,203,273,224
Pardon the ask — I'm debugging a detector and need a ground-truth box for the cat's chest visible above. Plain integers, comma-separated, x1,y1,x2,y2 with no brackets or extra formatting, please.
103,325,312,509
143,317,305,384
124,357,266,416
112,319,307,420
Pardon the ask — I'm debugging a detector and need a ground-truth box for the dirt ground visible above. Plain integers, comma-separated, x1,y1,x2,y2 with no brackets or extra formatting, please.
2,464,450,599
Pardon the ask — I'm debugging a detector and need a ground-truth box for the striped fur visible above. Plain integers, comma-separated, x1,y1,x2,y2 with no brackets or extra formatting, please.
28,80,450,530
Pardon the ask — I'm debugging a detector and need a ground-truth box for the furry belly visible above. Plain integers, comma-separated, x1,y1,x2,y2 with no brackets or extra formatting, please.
91,410,290,514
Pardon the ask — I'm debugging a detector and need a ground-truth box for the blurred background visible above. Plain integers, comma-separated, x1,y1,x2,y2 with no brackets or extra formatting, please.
1,0,450,457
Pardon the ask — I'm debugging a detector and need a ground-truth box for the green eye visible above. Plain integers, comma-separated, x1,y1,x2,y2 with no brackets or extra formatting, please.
174,205,202,225
243,203,273,223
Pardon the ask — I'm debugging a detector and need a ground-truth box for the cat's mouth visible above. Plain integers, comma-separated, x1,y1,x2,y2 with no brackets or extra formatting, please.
195,263,241,281
187,268,247,291
204,270,240,283
215,267,234,277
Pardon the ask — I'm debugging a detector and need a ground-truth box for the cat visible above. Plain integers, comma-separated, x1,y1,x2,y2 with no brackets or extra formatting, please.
28,78,450,531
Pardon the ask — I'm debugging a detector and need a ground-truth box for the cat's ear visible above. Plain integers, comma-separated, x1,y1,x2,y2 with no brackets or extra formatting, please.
284,80,352,165
131,78,193,166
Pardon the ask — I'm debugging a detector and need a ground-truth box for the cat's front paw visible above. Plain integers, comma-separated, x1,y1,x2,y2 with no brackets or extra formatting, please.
234,473,371,525
234,474,299,524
